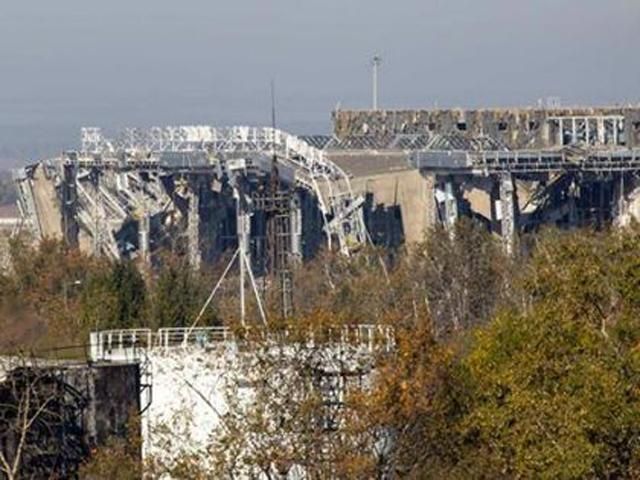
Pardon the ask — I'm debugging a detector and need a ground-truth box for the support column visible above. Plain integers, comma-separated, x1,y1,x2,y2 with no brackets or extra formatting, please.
187,186,201,270
290,192,303,262
490,179,500,234
557,119,564,145
597,118,605,144
62,162,79,248
571,118,577,144
443,177,459,231
613,172,626,221
138,211,150,265
499,173,516,255
424,174,438,231
92,171,104,257
568,178,578,226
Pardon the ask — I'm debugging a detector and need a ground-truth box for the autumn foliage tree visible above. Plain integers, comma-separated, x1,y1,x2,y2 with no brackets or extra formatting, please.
358,227,640,479
7,220,640,478
449,228,640,478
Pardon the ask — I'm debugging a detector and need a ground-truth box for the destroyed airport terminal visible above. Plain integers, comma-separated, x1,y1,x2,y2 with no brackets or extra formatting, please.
8,104,640,474
14,105,640,264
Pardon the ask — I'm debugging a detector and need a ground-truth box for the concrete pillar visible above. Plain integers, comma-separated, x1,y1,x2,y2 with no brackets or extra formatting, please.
490,180,500,234
568,179,578,226
541,117,550,146
290,192,303,262
557,119,564,145
571,118,577,144
62,162,79,248
585,119,591,144
443,177,459,231
93,174,104,257
613,173,626,220
499,173,516,255
138,211,150,265
187,187,201,270
598,118,606,144
425,174,438,231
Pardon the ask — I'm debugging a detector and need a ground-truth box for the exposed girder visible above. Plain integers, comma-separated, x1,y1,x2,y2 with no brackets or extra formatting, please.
80,126,367,255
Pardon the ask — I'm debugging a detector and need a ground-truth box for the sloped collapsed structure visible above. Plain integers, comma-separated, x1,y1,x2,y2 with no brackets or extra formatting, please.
14,126,368,270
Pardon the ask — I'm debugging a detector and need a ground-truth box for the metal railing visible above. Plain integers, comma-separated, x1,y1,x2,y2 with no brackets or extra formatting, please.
90,328,153,361
90,325,395,361
157,327,233,348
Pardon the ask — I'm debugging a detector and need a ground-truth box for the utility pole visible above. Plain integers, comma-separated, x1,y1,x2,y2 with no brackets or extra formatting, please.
372,54,382,110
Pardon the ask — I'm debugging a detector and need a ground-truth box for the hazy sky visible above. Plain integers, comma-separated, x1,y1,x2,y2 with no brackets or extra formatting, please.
1,0,639,164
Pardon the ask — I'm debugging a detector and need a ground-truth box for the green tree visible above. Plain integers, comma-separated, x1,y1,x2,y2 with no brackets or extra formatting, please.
149,254,218,328
354,228,640,479
109,260,146,328
449,229,640,479
5,237,104,346
80,260,147,330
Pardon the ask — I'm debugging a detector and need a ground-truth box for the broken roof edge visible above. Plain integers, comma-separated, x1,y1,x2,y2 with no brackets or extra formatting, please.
332,104,640,115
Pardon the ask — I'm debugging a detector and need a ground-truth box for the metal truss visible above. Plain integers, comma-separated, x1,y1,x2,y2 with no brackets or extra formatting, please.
69,167,173,260
80,126,367,255
410,146,640,175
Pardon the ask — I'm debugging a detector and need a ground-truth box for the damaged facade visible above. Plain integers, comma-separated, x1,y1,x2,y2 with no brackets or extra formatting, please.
13,106,640,266
0,359,140,478
333,106,640,149
331,106,640,251
14,127,367,272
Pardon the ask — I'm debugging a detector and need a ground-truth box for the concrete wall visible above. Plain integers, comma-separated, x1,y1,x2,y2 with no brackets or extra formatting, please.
94,343,382,477
31,163,63,239
351,170,435,245
63,363,140,445
329,151,435,245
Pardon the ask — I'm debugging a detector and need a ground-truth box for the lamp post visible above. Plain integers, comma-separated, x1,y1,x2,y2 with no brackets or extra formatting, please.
372,54,382,110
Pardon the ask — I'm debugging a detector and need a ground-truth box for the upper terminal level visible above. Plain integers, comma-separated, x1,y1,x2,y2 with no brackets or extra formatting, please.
332,106,640,150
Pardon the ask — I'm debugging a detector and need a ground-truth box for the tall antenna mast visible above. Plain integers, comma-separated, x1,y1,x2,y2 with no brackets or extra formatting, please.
372,54,382,110
265,79,294,319
270,79,278,169
271,79,277,132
